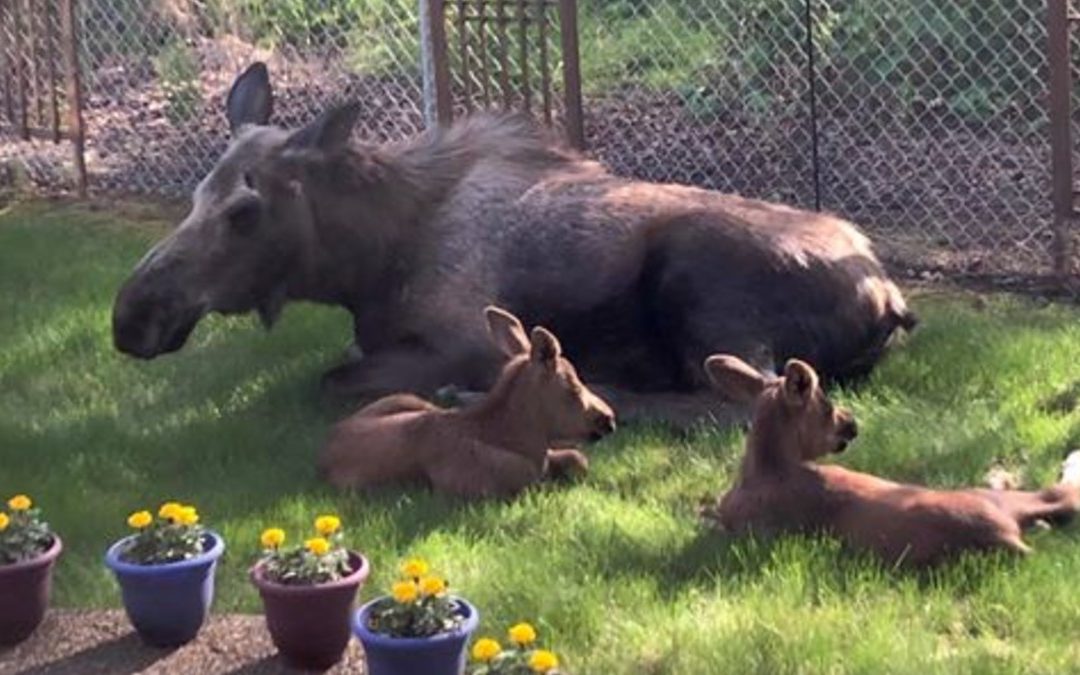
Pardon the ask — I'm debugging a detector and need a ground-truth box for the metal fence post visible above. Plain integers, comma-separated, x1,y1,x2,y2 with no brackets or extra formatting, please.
419,0,451,127
60,0,86,197
1047,0,1075,278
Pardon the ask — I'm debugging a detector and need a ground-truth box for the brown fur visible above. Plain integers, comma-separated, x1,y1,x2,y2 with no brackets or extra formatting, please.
113,62,915,427
318,307,615,499
702,355,1080,566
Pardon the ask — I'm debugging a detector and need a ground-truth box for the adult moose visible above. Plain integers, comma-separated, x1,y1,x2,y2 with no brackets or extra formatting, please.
113,63,915,424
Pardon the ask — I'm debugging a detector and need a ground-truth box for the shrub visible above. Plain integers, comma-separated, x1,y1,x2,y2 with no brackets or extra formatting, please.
121,501,205,564
257,514,352,585
0,495,53,564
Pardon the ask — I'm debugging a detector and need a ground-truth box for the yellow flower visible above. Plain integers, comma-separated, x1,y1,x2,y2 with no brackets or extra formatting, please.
159,502,183,521
7,495,31,511
509,622,537,646
400,558,429,579
176,506,199,526
391,580,419,604
314,515,341,536
305,537,331,556
0,513,8,531
127,511,153,529
528,649,559,673
471,638,502,662
260,528,286,549
419,576,446,597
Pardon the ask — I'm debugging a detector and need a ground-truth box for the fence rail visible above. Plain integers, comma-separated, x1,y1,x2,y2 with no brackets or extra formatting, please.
0,0,1076,285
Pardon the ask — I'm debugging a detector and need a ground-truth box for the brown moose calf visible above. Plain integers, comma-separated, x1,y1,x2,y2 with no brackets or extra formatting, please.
702,354,1080,566
318,307,616,499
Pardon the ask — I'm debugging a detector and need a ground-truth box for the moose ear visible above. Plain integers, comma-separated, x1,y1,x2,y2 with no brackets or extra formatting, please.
782,359,819,407
529,327,562,369
285,102,362,153
226,62,273,134
485,306,530,358
704,354,768,403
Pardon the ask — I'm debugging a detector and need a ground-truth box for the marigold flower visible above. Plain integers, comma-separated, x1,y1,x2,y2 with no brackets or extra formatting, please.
7,495,31,511
176,506,199,526
127,511,153,529
314,515,341,536
0,513,8,531
159,502,183,521
400,558,429,579
419,576,446,597
391,580,419,604
528,649,559,673
471,637,502,662
509,622,537,646
261,528,286,549
305,537,331,556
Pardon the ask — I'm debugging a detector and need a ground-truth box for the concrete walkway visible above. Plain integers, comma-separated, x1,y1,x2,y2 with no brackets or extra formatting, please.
0,610,365,674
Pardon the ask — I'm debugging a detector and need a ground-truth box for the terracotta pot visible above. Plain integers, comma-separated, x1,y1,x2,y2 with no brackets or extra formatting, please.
251,551,370,671
0,535,62,646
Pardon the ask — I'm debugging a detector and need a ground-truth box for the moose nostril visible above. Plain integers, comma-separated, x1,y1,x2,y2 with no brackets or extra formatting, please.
842,419,858,440
596,415,616,436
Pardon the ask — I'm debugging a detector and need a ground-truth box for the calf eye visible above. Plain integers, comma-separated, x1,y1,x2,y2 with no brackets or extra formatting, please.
226,200,260,235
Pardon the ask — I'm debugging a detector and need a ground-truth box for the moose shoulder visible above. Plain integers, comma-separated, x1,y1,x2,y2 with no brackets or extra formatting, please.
112,62,915,425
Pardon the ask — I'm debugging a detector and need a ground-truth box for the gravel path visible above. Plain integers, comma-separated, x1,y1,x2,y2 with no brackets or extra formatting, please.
0,610,366,674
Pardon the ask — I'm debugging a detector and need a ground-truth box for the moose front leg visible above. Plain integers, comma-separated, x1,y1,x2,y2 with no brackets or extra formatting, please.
321,347,457,401
544,448,590,482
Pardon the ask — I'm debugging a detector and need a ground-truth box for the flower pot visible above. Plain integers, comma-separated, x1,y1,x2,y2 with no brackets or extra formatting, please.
0,535,62,646
250,551,370,671
352,596,480,675
104,531,225,647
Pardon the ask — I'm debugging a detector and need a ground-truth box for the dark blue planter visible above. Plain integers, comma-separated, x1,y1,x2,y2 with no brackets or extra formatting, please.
104,531,225,647
352,596,479,675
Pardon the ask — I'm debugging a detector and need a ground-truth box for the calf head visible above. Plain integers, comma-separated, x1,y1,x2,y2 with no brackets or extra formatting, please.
704,354,857,463
485,306,616,442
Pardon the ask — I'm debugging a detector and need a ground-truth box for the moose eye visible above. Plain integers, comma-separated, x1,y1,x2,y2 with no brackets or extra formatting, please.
242,171,256,189
226,199,260,235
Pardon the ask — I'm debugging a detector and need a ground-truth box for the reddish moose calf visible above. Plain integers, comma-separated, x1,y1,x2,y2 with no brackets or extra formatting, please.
702,354,1080,566
318,307,616,499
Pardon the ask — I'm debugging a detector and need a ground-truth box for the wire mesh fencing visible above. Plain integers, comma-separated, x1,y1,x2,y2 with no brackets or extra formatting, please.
0,0,1074,282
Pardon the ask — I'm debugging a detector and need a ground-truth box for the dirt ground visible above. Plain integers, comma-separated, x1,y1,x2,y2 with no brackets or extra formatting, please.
0,610,365,675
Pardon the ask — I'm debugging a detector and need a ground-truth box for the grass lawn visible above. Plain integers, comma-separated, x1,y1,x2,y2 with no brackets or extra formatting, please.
2,199,1080,673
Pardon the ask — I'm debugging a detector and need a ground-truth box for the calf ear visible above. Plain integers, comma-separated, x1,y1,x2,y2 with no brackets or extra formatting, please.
529,327,562,370
704,354,768,403
782,359,819,407
485,306,530,358
285,102,361,153
227,63,273,134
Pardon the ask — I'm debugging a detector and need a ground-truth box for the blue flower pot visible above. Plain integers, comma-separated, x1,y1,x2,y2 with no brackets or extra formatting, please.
104,531,225,647
352,596,479,675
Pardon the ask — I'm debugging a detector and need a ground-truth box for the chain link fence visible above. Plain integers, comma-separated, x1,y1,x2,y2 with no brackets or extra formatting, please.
0,0,1074,282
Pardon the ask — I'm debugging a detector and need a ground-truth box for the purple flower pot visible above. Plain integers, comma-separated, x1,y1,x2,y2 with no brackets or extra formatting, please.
352,596,479,675
104,531,224,647
250,551,370,671
0,535,62,646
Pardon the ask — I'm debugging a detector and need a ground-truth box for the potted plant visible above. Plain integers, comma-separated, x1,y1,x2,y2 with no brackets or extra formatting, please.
104,501,224,647
353,558,480,675
0,494,61,645
467,622,564,674
249,514,370,670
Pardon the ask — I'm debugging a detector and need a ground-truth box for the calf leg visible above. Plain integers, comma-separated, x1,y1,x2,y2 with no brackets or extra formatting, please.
974,487,1080,529
428,444,544,500
544,449,589,481
322,347,464,401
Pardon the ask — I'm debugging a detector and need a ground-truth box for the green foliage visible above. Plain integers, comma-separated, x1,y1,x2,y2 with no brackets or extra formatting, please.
0,499,53,565
468,625,564,674
154,40,203,126
120,504,206,565
367,559,462,638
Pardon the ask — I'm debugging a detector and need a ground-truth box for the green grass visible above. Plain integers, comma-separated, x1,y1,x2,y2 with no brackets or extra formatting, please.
2,199,1080,673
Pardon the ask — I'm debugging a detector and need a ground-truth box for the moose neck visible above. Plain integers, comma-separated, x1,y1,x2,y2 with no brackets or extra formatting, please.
740,396,801,481
462,360,552,460
287,137,479,311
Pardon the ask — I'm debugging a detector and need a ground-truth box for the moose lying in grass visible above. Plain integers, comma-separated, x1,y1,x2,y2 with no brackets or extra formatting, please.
318,307,615,499
112,62,916,425
701,354,1080,566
